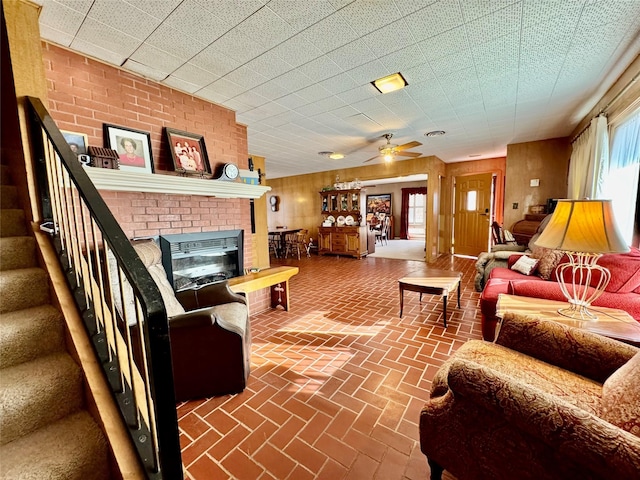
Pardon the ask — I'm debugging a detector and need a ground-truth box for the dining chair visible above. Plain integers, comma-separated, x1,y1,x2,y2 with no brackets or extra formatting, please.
285,229,310,259
375,216,390,245
268,233,280,258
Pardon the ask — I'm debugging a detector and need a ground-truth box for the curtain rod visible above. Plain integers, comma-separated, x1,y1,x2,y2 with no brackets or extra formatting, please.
571,71,639,144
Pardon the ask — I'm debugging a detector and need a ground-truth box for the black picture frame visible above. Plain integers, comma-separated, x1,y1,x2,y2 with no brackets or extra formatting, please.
366,194,392,215
164,127,211,176
103,124,154,173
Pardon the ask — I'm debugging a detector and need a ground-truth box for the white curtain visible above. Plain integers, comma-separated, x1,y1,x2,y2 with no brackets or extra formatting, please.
568,115,608,199
600,109,640,245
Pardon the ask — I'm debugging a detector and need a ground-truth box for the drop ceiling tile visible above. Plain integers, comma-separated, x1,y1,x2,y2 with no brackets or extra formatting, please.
39,25,75,47
465,2,522,46
429,49,474,77
522,0,584,27
202,76,246,99
39,1,87,44
338,0,403,36
161,0,230,45
190,46,242,77
87,0,161,40
579,0,640,30
250,80,291,101
249,102,290,119
121,58,169,81
130,43,183,76
145,23,207,60
326,40,377,71
223,97,255,114
244,52,295,81
223,66,269,91
345,59,389,85
296,102,329,117
172,62,219,87
41,0,93,13
402,63,435,84
273,69,314,92
459,0,520,22
378,45,427,74
237,6,298,50
164,75,203,94
230,90,270,108
417,26,470,62
313,95,348,112
296,84,333,104
74,17,141,58
300,11,360,53
403,0,464,42
196,0,266,26
361,20,415,57
297,56,344,82
69,37,128,66
211,28,265,64
318,73,360,95
336,85,378,105
266,0,337,30
122,0,180,19
274,93,308,110
271,35,325,68
196,85,233,104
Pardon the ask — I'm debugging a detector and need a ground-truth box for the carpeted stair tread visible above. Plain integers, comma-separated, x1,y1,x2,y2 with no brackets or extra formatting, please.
0,305,65,368
0,236,37,271
0,184,19,209
0,352,84,445
0,411,110,480
0,267,50,313
0,209,28,237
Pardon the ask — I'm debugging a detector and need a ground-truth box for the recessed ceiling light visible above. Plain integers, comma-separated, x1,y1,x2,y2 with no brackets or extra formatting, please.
424,130,446,137
371,72,408,94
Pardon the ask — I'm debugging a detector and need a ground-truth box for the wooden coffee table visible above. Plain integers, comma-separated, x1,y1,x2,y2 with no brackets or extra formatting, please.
398,270,462,327
496,294,640,345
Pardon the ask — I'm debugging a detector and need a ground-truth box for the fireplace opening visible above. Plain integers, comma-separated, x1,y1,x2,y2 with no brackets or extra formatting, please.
159,230,244,291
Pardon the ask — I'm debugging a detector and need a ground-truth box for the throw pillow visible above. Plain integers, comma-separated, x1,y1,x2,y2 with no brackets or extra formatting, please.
531,247,565,280
601,353,640,437
510,255,538,275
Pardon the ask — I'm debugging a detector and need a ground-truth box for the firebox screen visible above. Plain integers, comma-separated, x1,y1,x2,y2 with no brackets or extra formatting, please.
171,250,239,291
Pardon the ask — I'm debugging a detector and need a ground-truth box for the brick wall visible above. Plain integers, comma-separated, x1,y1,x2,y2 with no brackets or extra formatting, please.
41,42,251,246
41,42,272,312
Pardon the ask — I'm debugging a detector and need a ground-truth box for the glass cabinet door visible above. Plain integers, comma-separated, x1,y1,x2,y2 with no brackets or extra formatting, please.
351,192,359,210
339,193,348,211
330,194,338,211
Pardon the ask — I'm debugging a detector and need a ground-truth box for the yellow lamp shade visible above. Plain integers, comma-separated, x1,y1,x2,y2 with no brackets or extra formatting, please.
534,199,628,253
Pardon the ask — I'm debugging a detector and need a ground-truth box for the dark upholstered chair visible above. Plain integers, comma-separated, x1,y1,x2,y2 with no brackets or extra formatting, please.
419,313,640,480
131,241,251,402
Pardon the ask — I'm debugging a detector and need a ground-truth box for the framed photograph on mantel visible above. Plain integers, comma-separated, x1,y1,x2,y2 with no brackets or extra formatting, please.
367,193,392,215
164,127,211,176
103,124,154,173
61,130,89,156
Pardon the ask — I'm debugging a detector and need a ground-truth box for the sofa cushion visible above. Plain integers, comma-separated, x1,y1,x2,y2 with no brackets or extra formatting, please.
531,247,566,280
601,353,640,436
489,267,544,283
507,280,640,320
597,247,640,293
510,255,539,275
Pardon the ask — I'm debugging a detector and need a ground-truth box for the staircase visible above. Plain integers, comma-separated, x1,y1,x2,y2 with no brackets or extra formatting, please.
0,164,111,479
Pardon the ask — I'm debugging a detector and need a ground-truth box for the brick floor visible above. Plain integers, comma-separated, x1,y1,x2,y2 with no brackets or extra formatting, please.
178,253,481,479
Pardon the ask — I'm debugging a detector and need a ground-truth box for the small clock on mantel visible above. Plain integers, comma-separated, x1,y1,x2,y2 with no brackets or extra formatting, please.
215,162,239,181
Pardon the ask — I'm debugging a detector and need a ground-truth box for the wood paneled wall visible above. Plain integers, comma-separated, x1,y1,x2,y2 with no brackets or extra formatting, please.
267,156,446,261
504,138,571,230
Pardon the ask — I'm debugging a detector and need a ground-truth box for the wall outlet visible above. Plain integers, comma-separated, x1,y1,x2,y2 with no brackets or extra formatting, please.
512,202,519,209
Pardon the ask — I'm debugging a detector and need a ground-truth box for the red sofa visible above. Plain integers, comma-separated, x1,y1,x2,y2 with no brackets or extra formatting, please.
480,247,640,340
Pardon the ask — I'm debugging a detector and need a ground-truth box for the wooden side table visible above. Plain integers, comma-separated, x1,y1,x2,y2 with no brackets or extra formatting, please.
398,270,462,327
495,294,640,345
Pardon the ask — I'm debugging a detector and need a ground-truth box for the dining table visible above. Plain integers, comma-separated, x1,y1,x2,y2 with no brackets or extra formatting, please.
268,227,301,257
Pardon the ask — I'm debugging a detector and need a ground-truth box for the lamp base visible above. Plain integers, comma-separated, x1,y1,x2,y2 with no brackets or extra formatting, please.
555,252,610,322
556,303,599,321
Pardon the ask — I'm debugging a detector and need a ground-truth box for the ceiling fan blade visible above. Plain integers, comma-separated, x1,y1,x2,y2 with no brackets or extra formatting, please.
363,155,379,163
396,151,422,157
395,141,422,151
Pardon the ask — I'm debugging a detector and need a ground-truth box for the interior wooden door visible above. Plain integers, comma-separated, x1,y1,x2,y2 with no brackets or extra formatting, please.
454,173,493,256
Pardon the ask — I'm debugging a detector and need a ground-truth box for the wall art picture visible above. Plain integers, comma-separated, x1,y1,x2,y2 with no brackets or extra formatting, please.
61,130,89,156
164,127,211,175
366,194,392,215
103,124,154,173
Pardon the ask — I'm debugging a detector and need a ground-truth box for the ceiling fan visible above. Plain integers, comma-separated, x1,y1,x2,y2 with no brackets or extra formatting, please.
363,133,422,163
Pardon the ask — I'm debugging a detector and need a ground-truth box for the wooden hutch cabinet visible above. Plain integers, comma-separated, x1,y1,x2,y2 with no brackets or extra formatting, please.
318,189,368,258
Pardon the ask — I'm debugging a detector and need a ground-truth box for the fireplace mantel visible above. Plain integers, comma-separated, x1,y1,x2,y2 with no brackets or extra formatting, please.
85,168,271,199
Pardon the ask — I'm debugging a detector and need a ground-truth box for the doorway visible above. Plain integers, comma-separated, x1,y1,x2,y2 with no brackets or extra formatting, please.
453,173,494,256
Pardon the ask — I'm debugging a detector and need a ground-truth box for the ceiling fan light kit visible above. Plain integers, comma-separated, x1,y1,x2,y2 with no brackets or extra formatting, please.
363,133,423,164
371,72,408,94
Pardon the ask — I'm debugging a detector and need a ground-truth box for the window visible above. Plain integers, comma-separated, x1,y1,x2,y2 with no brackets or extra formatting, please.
466,191,477,211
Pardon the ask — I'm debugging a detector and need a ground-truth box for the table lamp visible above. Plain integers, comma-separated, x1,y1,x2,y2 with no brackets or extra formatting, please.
533,199,629,320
